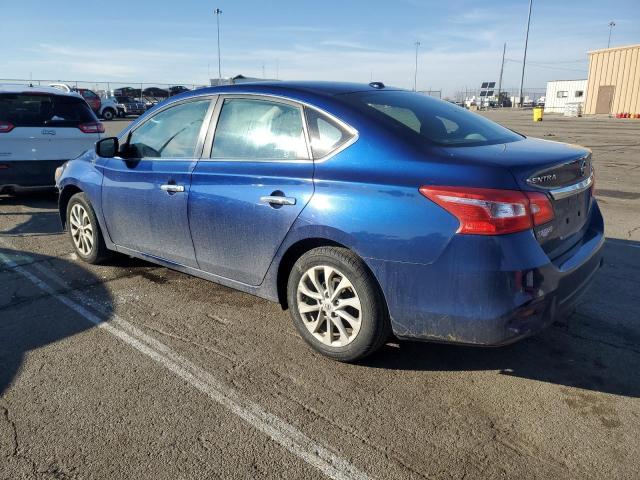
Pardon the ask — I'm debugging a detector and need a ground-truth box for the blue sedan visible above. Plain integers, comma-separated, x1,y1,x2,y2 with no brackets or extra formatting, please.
56,81,604,361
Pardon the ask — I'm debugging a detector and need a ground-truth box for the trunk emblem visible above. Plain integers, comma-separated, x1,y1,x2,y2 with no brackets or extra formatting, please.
529,173,557,184
579,159,587,176
41,129,56,136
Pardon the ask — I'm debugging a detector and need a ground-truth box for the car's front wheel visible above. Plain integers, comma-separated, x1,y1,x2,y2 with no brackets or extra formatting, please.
287,246,390,362
67,193,109,264
102,108,115,121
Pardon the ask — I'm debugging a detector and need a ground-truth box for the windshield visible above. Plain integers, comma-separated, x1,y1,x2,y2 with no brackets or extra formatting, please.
342,90,523,147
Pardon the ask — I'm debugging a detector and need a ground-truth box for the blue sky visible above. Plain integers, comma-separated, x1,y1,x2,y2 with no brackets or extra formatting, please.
2,0,639,96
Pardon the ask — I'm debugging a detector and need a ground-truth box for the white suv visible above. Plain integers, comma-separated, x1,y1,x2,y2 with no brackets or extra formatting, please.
0,84,104,192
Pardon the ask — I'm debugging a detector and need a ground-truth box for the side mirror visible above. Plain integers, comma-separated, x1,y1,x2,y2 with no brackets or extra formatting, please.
96,137,119,158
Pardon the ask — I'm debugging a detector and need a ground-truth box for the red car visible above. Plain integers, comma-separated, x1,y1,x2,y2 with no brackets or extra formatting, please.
74,88,101,114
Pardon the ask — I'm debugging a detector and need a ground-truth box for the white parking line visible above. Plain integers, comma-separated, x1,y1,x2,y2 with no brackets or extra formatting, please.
0,244,371,480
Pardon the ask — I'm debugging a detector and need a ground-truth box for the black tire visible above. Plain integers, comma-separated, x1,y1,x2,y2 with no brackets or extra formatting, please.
287,246,390,362
66,192,110,264
102,108,115,121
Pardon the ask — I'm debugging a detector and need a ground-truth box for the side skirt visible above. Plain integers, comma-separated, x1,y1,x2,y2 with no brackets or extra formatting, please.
112,245,280,303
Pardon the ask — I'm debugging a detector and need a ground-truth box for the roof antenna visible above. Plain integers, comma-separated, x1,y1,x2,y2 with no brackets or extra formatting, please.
369,81,385,89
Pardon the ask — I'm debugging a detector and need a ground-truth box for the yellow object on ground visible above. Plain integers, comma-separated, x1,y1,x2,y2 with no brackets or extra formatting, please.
533,106,544,121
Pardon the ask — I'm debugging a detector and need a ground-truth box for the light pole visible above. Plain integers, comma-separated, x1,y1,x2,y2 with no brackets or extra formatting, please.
214,8,223,84
413,41,420,91
607,21,616,48
518,0,533,107
497,42,506,107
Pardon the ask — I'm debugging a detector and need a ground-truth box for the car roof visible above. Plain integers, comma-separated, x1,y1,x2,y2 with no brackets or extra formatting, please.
187,81,404,98
0,84,83,97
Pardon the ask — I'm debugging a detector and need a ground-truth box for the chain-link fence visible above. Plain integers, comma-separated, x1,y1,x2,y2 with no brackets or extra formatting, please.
0,78,209,102
418,90,442,99
453,87,546,107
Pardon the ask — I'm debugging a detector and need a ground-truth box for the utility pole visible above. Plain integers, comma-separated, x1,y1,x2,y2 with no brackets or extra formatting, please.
214,8,223,84
518,0,533,108
607,21,616,48
497,42,506,107
413,41,420,91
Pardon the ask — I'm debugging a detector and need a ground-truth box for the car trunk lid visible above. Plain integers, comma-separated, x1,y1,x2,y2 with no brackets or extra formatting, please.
439,137,594,258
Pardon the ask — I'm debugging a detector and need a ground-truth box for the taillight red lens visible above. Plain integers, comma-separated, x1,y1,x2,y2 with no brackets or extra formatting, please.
0,121,15,133
78,122,105,134
419,186,554,235
525,192,554,226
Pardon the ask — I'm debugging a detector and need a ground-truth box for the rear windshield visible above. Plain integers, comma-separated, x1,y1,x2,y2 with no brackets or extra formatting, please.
342,90,522,147
0,93,96,128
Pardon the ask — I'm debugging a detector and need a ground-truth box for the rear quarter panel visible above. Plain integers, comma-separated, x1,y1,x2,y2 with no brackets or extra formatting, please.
284,117,521,265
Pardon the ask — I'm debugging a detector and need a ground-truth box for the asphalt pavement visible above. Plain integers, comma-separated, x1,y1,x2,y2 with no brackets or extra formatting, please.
1,111,639,479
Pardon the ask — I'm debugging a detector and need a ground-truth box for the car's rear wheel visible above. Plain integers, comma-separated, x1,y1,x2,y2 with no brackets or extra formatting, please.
67,193,109,264
102,108,115,121
287,246,390,362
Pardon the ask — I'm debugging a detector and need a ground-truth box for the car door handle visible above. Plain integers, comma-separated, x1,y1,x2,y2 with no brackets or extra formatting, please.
260,195,296,206
160,184,185,193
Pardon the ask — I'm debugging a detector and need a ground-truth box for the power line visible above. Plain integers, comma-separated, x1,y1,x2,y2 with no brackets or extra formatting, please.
505,59,587,73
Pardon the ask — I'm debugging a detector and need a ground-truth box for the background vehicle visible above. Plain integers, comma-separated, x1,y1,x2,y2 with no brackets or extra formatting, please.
49,83,117,120
0,84,103,192
56,82,603,361
97,96,118,120
169,85,190,96
75,88,101,113
114,96,146,117
142,87,169,109
114,87,142,99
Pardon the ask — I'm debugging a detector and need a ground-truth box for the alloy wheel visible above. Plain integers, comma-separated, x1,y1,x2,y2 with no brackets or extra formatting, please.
296,265,362,347
69,203,94,256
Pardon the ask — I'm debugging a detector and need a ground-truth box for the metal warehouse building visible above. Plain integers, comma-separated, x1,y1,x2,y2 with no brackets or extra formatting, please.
584,44,640,115
544,79,587,113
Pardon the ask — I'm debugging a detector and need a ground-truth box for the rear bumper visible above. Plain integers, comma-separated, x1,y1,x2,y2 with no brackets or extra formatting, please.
0,160,66,190
366,201,605,346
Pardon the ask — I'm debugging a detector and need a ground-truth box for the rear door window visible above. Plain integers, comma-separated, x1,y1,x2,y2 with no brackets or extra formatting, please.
304,108,354,158
211,98,308,160
0,93,96,128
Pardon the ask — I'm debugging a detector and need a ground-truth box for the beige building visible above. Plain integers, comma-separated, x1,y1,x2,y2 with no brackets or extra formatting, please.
584,44,640,115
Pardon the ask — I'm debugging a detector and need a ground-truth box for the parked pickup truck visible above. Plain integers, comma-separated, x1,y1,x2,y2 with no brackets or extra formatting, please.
114,96,146,117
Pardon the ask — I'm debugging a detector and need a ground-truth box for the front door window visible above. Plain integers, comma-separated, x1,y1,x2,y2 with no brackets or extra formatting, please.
128,100,211,158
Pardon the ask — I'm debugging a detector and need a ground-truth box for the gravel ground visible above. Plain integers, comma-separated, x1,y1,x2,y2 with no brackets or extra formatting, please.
0,110,638,479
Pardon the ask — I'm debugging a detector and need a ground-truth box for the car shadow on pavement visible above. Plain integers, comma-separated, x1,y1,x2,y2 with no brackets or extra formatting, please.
0,191,62,237
0,246,113,396
366,238,640,398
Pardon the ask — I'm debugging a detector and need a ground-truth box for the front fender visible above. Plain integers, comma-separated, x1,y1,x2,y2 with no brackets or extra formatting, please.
57,153,113,248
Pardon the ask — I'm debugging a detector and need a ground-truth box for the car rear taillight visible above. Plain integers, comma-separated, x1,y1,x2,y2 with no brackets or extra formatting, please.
419,186,554,235
0,121,14,133
78,122,105,134
525,191,554,226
